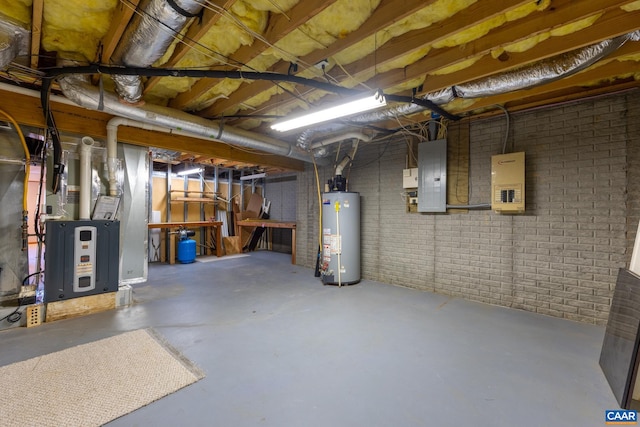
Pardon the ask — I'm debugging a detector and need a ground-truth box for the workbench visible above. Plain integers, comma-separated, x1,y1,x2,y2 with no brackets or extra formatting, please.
148,221,223,264
236,219,296,264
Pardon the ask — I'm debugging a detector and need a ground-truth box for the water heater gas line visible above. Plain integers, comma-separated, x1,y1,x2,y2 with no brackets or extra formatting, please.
79,136,95,220
335,200,342,287
0,109,30,250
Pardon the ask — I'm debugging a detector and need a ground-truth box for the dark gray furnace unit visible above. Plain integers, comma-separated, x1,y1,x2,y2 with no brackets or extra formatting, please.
44,220,120,302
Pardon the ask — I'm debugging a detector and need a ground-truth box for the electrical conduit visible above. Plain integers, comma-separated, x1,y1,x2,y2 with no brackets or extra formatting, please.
335,200,341,287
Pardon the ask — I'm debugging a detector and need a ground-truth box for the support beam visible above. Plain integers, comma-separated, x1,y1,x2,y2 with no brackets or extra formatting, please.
144,0,239,93
30,0,44,69
0,88,304,171
98,0,141,63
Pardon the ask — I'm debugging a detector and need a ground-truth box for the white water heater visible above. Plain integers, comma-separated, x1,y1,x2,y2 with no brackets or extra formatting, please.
321,192,360,286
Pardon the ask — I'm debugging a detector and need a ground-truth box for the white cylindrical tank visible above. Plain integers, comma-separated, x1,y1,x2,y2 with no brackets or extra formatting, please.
321,191,360,285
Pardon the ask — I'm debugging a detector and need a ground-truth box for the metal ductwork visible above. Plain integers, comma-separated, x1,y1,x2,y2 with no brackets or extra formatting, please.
0,13,29,70
296,87,455,151
110,0,204,103
454,31,639,98
58,73,314,164
297,123,357,151
297,31,640,151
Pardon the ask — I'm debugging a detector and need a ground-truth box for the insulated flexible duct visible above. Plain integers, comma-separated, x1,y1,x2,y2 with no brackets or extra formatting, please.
297,31,640,150
110,0,203,103
454,31,640,98
0,13,29,70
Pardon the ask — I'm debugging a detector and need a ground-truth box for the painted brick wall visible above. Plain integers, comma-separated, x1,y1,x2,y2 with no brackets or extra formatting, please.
297,92,639,324
264,175,296,252
265,175,297,222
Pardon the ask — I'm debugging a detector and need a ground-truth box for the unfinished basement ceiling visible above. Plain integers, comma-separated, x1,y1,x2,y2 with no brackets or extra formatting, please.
1,0,640,170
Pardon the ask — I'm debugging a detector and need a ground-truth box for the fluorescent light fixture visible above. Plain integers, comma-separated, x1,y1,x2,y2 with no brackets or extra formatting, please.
240,172,266,181
271,90,386,132
176,167,202,176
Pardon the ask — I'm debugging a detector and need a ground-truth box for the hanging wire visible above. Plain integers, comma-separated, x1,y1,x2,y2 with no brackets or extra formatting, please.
117,0,242,69
332,59,373,91
114,0,322,111
495,104,511,154
311,150,326,277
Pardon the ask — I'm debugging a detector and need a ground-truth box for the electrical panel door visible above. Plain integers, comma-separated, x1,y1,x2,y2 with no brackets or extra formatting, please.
418,139,447,212
491,152,525,213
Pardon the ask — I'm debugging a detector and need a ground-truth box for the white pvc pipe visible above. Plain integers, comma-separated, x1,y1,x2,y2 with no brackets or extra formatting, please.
335,140,360,177
106,117,185,196
79,136,95,219
0,82,77,106
310,132,371,150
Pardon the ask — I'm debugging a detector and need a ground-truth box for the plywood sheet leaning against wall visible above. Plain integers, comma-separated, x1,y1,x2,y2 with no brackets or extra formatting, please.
447,118,470,213
236,192,264,248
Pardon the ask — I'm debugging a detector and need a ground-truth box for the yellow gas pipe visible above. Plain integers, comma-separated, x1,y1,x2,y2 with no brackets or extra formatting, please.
0,109,30,250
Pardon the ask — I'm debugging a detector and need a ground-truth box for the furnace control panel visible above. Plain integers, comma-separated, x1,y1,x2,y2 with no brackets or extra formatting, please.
73,226,97,292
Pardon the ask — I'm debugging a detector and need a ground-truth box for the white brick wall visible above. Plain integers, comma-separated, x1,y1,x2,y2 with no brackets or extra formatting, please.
297,93,639,325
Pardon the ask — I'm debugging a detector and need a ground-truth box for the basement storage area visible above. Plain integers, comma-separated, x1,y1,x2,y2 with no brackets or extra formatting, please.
1,0,640,426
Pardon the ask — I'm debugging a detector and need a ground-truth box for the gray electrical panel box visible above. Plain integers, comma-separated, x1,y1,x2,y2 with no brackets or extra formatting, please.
418,139,447,212
44,220,120,302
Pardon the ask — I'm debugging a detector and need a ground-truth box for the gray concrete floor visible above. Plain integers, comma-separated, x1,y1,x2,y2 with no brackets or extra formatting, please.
0,251,618,426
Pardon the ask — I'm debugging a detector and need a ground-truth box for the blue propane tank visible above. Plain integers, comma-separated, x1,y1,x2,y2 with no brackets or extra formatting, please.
177,238,196,263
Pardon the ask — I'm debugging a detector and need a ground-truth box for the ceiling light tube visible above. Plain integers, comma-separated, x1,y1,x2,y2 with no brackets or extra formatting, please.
271,90,386,132
176,167,202,176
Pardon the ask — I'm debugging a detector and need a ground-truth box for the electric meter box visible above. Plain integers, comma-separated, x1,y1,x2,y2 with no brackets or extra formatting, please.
491,152,525,213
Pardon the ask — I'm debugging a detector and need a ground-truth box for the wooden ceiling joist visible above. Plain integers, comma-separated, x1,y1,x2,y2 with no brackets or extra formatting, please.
234,0,640,126
5,0,640,168
98,0,141,63
168,0,339,110
413,10,640,96
196,0,439,118
144,0,239,94
29,0,44,70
